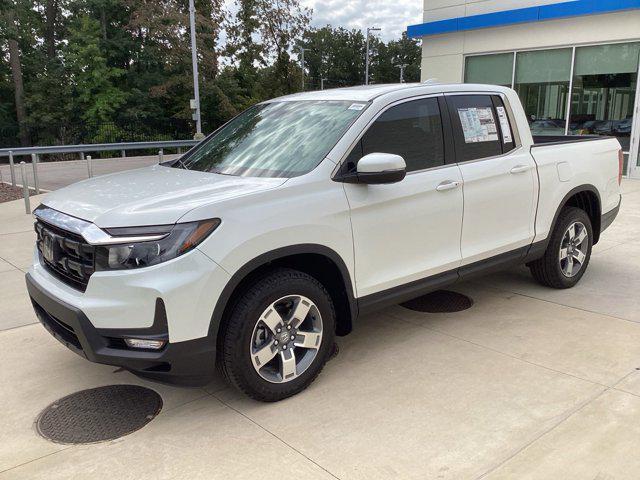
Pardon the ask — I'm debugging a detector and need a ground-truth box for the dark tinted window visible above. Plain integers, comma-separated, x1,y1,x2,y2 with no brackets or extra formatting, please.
346,98,445,173
492,96,516,153
447,95,503,162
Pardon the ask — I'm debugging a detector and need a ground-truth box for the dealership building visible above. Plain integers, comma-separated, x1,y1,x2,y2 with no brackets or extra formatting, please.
407,0,640,177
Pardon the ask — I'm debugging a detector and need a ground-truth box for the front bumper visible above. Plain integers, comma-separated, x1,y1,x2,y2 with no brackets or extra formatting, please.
26,273,217,386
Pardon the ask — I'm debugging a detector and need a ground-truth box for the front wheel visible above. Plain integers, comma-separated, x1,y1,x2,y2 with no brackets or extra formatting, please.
528,206,593,289
218,268,336,402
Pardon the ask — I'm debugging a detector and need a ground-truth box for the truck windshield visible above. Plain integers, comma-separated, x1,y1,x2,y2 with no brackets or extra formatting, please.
176,100,366,178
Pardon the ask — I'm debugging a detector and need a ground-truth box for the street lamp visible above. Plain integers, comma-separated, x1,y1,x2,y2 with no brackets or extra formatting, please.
395,63,409,83
298,47,311,91
365,27,381,85
188,0,203,139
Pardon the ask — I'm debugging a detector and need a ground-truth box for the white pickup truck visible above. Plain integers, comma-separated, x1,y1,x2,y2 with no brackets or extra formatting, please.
26,83,623,401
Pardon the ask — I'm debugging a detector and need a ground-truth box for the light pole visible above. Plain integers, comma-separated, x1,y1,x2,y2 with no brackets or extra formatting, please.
395,63,409,83
298,47,312,91
188,0,203,139
365,27,381,85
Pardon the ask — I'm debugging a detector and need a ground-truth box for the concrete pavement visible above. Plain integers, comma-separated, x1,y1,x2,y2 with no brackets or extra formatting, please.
1,180,640,479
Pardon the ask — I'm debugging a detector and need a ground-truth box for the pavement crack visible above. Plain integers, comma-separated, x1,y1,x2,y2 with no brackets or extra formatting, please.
209,392,342,480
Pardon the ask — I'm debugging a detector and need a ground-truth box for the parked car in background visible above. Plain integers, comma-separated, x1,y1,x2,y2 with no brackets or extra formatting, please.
27,83,622,401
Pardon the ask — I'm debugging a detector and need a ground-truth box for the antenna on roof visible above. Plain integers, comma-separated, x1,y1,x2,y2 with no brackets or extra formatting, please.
422,78,439,84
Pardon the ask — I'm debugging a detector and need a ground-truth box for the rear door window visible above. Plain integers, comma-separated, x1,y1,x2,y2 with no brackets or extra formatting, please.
446,95,503,162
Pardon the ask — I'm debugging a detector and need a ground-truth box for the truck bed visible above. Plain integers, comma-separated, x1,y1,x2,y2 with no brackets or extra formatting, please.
532,135,608,147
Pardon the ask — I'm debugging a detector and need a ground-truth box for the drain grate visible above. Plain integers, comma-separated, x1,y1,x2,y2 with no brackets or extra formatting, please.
36,385,162,445
401,290,473,313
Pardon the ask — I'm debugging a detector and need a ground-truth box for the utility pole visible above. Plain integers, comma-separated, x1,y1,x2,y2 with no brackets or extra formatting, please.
365,27,381,85
188,0,203,139
395,63,409,83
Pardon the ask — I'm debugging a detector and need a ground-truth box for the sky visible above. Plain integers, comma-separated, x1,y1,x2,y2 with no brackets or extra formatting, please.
301,0,423,40
222,0,423,42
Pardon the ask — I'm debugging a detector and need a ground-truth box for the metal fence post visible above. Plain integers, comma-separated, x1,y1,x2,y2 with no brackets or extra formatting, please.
80,152,85,161
8,150,16,187
87,155,93,178
158,149,163,163
31,154,41,195
20,161,30,214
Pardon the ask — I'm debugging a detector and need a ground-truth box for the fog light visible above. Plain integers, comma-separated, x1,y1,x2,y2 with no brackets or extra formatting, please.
124,338,166,350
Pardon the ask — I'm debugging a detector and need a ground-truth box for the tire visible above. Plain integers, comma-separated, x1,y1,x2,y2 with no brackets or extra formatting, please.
218,268,336,402
528,206,593,289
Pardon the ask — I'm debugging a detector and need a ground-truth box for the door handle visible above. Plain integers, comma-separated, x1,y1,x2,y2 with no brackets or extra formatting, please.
436,180,461,192
510,165,531,174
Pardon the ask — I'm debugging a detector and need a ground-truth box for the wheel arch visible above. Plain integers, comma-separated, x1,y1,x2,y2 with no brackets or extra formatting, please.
209,245,357,350
549,185,602,245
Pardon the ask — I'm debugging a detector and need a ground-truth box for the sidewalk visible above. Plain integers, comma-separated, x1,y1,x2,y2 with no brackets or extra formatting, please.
1,180,640,479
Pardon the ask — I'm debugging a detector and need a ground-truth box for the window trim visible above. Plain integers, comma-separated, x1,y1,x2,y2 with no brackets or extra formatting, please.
332,93,453,180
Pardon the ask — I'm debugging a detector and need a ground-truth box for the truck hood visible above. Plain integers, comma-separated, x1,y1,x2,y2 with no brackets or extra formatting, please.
42,165,287,227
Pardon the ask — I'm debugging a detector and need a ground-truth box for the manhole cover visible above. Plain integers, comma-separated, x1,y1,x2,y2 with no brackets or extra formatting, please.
401,290,473,313
36,385,162,445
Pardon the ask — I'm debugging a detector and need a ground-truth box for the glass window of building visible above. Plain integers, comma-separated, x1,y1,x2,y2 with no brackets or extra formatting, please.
569,42,640,162
514,48,572,135
465,53,514,86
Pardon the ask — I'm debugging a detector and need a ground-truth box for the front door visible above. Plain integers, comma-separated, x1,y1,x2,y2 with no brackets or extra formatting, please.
343,96,464,298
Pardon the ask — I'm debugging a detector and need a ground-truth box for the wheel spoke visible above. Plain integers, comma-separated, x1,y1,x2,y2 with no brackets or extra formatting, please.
565,256,574,276
568,224,576,241
575,228,588,245
260,305,284,334
280,349,297,381
293,331,322,349
560,248,569,260
573,249,586,264
289,297,312,328
252,343,278,369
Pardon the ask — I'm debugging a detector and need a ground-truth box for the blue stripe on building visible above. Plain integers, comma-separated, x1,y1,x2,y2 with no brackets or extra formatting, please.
407,0,640,38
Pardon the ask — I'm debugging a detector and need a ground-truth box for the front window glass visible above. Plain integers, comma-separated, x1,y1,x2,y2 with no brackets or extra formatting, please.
569,42,640,171
177,101,365,178
514,48,572,135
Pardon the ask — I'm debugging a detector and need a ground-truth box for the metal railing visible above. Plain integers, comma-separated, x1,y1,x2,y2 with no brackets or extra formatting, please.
1,139,200,214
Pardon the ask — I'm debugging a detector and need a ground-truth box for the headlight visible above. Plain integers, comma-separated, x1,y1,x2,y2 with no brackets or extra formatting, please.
95,219,221,270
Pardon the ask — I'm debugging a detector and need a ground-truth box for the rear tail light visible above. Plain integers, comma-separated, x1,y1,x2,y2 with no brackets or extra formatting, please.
618,149,624,185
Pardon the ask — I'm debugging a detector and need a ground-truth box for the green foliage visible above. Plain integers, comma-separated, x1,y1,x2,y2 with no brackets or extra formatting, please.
0,0,422,148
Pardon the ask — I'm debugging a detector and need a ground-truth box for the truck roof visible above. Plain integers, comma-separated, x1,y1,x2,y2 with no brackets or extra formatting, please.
273,83,513,103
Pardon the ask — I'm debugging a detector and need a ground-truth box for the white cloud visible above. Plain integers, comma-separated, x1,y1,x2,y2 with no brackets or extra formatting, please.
301,0,423,40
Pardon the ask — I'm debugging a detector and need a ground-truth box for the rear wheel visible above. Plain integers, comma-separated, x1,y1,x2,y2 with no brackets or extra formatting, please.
219,268,336,402
528,207,593,289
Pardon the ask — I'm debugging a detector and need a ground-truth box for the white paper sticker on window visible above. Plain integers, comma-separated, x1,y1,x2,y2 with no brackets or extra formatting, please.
457,107,499,143
348,103,366,111
496,106,513,144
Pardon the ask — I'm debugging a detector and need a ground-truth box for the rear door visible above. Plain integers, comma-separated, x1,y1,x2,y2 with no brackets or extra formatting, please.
446,94,538,266
343,96,464,298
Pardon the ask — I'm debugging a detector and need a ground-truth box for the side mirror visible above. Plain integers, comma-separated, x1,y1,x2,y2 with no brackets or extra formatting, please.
340,153,407,185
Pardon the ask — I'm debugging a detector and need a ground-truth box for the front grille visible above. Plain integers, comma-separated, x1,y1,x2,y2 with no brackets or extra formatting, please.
35,220,95,291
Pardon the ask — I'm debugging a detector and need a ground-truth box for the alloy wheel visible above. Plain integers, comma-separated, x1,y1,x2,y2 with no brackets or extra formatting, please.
250,295,323,383
559,221,589,278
